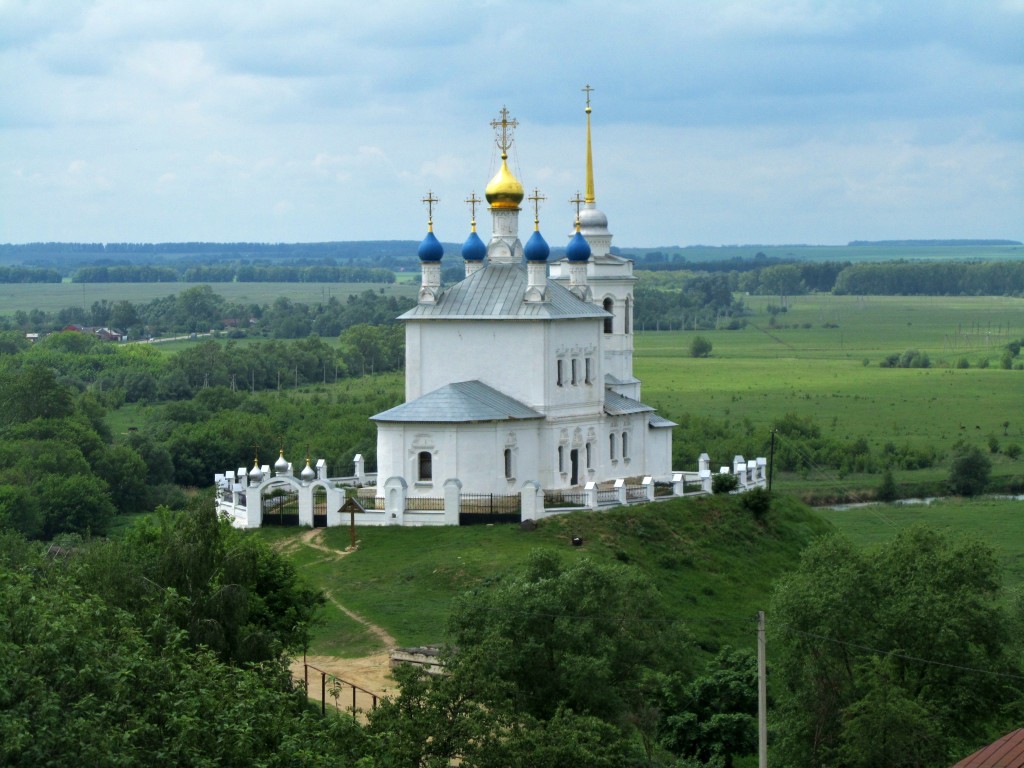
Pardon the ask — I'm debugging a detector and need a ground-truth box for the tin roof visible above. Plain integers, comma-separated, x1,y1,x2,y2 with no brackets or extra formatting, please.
371,380,543,423
604,390,655,416
648,413,678,428
400,263,609,321
952,729,1024,768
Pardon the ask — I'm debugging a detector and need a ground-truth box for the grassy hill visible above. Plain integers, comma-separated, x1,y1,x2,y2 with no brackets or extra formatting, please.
253,493,832,660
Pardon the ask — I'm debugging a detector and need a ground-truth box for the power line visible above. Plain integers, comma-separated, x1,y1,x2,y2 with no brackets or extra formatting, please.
774,623,1024,682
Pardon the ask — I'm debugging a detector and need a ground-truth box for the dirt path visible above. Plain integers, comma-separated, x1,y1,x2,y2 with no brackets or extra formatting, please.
280,529,397,699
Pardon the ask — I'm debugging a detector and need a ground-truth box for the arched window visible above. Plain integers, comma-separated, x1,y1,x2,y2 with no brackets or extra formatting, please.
621,431,629,459
609,432,617,460
558,445,565,473
603,297,614,334
557,359,564,386
417,451,432,482
585,442,592,469
504,448,513,479
625,296,632,335
571,358,578,385
585,357,593,384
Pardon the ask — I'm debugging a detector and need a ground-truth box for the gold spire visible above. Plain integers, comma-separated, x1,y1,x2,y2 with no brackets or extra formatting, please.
528,188,545,231
465,192,481,232
583,84,595,205
485,106,524,210
422,190,439,232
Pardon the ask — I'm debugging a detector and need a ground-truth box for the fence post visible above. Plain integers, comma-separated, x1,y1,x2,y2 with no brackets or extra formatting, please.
585,481,599,509
672,472,685,496
614,478,627,506
520,480,541,522
383,475,407,526
642,476,655,502
443,478,462,526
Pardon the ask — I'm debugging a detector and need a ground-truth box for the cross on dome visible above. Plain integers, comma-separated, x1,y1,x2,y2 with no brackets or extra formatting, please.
421,190,439,229
490,106,518,159
528,187,546,230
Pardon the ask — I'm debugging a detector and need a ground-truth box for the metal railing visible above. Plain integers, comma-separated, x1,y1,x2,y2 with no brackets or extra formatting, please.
302,662,380,720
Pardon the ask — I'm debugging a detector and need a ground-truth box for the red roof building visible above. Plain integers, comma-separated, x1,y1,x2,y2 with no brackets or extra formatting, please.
952,728,1024,768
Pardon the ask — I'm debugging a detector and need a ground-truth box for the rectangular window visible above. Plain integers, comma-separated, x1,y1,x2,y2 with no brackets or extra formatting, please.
585,357,593,384
585,442,592,469
558,446,565,473
571,358,578,385
557,359,564,387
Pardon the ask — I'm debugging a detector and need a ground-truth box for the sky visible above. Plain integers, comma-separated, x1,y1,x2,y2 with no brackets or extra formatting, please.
2,0,1022,248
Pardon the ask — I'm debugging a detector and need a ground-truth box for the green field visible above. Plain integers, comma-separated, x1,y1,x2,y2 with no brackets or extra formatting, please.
618,243,1024,263
636,295,1024,493
818,497,1024,598
0,281,418,316
253,493,831,658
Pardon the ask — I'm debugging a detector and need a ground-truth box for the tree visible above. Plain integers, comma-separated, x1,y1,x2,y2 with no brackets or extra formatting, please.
690,336,713,358
948,445,991,496
444,551,675,724
877,468,897,502
656,648,759,766
0,547,365,766
770,528,1023,767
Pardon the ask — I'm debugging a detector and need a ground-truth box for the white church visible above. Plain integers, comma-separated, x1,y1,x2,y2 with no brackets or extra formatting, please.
371,99,675,499
216,94,766,528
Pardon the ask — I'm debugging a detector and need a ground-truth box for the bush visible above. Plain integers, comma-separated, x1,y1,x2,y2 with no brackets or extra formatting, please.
876,469,898,502
712,473,739,494
690,336,713,358
740,488,772,520
948,446,991,497
1005,444,1022,460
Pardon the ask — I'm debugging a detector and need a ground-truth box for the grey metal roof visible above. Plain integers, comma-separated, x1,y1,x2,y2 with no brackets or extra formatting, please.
604,390,655,416
648,413,678,428
604,372,641,386
399,263,609,321
372,380,544,423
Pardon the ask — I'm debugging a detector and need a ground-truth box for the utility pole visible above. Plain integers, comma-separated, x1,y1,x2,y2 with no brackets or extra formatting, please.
758,610,767,768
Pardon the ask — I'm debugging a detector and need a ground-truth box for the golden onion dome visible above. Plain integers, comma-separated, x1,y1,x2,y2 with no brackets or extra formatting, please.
485,159,524,210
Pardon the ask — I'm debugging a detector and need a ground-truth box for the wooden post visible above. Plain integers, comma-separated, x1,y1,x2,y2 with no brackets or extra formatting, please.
758,610,767,768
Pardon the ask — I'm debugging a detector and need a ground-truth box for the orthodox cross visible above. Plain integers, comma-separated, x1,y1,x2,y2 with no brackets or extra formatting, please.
465,191,481,225
422,190,439,226
250,442,260,464
528,188,546,226
490,106,518,158
569,191,585,221
582,83,594,109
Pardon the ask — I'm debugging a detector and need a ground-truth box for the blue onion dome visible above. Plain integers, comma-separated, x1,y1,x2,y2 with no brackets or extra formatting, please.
417,230,444,262
524,229,550,262
565,227,591,263
462,230,486,262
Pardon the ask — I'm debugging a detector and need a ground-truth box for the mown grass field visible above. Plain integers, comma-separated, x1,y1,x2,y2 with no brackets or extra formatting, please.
0,281,418,316
818,497,1024,599
636,295,1024,493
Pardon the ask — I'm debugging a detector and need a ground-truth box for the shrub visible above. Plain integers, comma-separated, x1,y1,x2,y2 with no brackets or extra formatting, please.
948,446,991,497
690,336,713,358
1005,444,1022,460
712,473,739,494
740,487,772,520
